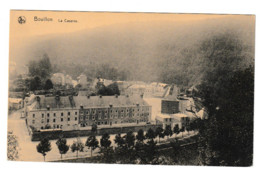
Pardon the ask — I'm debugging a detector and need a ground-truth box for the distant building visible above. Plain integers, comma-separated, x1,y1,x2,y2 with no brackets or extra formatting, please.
51,73,65,86
25,94,151,130
77,74,87,86
9,98,23,110
65,75,73,86
126,82,168,98
155,87,190,129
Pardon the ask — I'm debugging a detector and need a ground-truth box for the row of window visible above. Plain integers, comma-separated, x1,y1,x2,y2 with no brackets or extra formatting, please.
81,107,150,115
32,117,78,124
80,112,149,121
32,111,78,118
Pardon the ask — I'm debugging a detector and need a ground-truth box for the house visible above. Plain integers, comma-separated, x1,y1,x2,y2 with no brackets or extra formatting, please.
25,94,152,131
9,98,23,110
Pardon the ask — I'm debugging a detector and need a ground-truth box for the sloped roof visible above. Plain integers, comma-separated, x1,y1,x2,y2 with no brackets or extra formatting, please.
29,94,150,110
74,95,149,108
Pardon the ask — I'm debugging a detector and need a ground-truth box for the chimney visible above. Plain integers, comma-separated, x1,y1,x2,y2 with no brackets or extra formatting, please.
55,95,60,101
109,103,113,108
87,95,90,99
80,103,83,109
69,95,74,107
36,96,41,108
36,96,41,102
46,104,50,110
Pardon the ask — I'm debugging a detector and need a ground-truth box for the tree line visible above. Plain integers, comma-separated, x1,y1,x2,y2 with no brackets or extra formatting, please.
36,121,201,163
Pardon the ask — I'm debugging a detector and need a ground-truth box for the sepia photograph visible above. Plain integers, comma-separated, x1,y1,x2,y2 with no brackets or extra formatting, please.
7,10,255,166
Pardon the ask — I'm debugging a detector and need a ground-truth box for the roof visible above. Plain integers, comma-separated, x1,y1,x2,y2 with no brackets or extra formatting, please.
9,98,22,103
29,95,150,110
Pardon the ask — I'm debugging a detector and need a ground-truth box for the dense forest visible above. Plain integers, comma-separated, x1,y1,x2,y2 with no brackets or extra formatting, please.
10,15,254,89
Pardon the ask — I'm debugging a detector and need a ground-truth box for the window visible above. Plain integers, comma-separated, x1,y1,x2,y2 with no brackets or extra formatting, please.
41,119,44,123
92,116,95,120
47,113,50,117
75,117,77,121
42,113,44,118
127,109,129,112
68,118,70,121
68,112,70,116
110,114,113,118
61,118,63,122
116,110,118,113
53,119,56,123
80,116,83,120
61,112,63,116
75,112,77,115
32,120,35,124
121,110,124,113
86,116,89,120
47,119,49,123
53,113,56,117
32,114,35,118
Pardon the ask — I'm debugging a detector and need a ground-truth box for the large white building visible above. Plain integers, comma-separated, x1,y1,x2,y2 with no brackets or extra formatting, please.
25,94,152,131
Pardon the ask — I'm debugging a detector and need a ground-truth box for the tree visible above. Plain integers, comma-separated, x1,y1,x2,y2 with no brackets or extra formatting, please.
136,129,146,142
186,124,191,135
124,131,135,149
7,131,19,161
30,76,41,91
100,133,111,148
36,138,51,161
143,139,158,163
91,123,97,134
56,138,69,159
145,128,156,140
196,31,254,166
44,79,53,90
114,133,125,147
70,138,84,158
197,66,254,166
155,127,165,143
164,125,173,139
180,126,185,138
173,124,180,137
28,53,52,80
99,133,113,163
86,135,99,157
170,139,181,162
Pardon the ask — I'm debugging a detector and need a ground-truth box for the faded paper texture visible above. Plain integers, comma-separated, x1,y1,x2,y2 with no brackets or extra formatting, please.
8,10,255,166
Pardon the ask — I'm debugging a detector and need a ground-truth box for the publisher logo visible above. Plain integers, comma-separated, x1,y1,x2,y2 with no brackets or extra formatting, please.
18,16,26,24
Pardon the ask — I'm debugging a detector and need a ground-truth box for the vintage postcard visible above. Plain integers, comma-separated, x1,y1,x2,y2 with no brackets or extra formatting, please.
8,10,255,166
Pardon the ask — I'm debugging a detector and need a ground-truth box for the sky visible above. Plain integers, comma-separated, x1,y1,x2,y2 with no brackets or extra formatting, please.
10,10,227,43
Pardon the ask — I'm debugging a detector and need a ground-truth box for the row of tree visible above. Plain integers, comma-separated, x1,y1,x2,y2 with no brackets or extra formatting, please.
36,122,201,163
